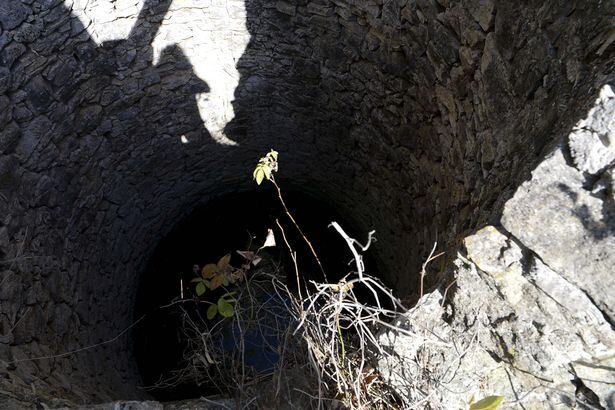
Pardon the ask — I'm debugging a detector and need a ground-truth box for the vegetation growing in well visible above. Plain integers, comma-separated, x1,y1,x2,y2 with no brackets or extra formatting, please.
150,150,504,409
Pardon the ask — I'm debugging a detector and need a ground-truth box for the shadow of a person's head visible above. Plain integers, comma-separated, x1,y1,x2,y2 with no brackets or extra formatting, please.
90,0,213,144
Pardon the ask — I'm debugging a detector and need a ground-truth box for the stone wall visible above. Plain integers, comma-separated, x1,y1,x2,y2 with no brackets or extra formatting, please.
379,84,615,408
227,0,613,296
0,0,612,406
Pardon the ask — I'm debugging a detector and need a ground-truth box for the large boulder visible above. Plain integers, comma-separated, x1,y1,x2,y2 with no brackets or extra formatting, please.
378,226,615,409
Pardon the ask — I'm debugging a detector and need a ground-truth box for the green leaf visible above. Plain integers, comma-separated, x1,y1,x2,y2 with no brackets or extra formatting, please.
218,298,234,318
221,292,237,301
469,396,505,410
263,165,271,180
207,304,218,320
196,281,206,296
255,168,265,185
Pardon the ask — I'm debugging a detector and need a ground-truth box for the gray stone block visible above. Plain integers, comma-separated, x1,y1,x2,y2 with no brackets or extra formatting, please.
502,148,615,321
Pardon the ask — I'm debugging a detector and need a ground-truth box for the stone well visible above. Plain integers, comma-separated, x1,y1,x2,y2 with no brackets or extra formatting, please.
0,0,613,406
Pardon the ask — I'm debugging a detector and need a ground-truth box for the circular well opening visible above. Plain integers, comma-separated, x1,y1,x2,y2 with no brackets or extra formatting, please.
133,188,383,401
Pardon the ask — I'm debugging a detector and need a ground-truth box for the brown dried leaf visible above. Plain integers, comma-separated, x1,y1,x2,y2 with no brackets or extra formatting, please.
209,273,225,290
231,269,245,282
201,264,218,279
217,254,231,270
236,250,255,261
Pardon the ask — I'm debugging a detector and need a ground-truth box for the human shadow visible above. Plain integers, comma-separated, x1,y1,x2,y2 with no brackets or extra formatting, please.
71,0,211,143
0,0,232,404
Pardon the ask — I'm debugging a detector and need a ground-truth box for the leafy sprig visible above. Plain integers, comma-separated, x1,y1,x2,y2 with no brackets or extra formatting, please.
192,246,272,320
253,149,278,185
192,254,242,319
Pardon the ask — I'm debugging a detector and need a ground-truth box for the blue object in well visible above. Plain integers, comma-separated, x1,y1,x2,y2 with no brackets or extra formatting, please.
220,288,293,374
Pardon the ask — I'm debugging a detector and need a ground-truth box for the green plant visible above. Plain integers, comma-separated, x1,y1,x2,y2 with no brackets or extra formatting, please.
165,149,443,408
206,291,236,319
469,395,505,410
253,149,278,185
192,254,244,319
253,150,327,285
252,150,406,408
192,248,270,320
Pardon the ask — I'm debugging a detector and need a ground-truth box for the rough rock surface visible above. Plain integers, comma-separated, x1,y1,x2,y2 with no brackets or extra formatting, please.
568,86,615,175
379,226,615,409
379,93,615,407
502,87,615,322
0,0,613,406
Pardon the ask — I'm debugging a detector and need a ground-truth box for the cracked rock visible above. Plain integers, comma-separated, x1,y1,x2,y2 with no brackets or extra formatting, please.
502,148,615,322
379,226,615,408
569,85,615,175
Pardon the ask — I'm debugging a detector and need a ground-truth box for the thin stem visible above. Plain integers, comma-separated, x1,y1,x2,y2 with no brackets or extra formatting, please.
271,178,327,282
420,243,444,299
275,218,303,301
441,279,457,307
336,314,345,363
